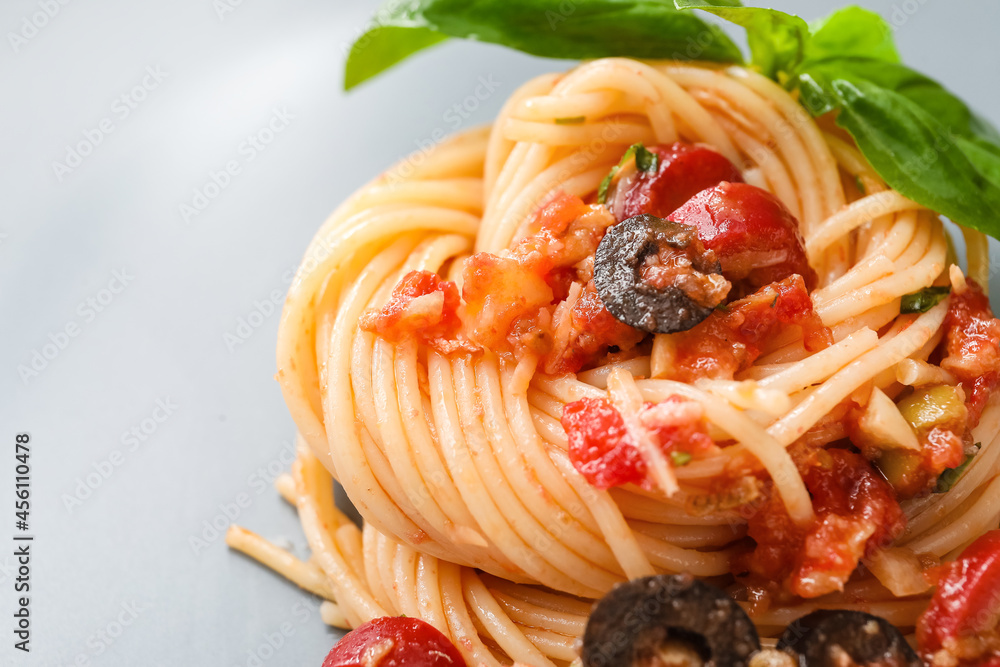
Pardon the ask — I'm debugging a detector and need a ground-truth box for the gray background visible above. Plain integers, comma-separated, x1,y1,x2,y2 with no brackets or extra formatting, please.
2,0,999,665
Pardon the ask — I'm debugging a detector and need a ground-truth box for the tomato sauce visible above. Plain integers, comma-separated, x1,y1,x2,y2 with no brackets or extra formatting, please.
661,275,831,382
543,281,645,375
735,448,905,599
941,282,1000,427
359,270,465,352
562,396,715,490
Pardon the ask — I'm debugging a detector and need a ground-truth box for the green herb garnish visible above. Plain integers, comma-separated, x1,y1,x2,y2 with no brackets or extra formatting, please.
671,451,692,467
900,285,950,314
344,0,741,91
344,0,1000,243
554,116,586,125
635,144,658,172
597,143,658,204
936,444,980,493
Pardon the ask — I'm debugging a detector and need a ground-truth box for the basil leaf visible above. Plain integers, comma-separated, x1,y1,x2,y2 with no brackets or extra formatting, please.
346,0,743,91
677,3,1000,239
798,59,1000,199
675,0,807,80
798,63,1000,236
597,143,657,204
344,26,448,91
900,285,950,314
936,444,979,493
806,59,980,135
635,144,659,172
599,145,636,204
673,0,742,5
959,136,1000,186
678,3,899,83
805,6,899,65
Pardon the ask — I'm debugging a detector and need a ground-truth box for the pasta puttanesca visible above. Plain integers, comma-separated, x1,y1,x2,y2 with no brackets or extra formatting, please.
228,58,1000,666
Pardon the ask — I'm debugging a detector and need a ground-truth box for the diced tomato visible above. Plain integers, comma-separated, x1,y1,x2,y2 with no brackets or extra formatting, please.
668,182,816,294
735,448,905,599
613,142,744,221
461,253,553,353
322,616,467,667
662,275,831,382
917,531,1000,666
796,449,906,596
924,426,967,474
562,397,714,490
545,265,578,302
563,398,645,489
529,191,591,236
515,193,614,280
941,282,1000,427
639,398,717,460
543,281,645,375
360,270,462,349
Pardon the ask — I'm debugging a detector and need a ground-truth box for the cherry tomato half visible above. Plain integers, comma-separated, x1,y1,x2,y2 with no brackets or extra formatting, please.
917,530,1000,664
322,617,468,667
614,142,744,221
668,182,816,293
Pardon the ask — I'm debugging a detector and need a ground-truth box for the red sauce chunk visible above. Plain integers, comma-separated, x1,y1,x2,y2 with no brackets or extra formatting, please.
562,396,714,490
736,448,906,599
940,282,1000,427
514,192,597,277
661,274,832,382
543,281,645,375
462,253,554,355
924,424,968,477
360,270,463,351
462,193,644,371
611,142,744,221
562,398,644,489
668,182,816,294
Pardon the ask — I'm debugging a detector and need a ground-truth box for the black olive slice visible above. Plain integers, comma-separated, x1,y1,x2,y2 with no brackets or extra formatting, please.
776,610,921,667
593,214,729,334
581,574,761,667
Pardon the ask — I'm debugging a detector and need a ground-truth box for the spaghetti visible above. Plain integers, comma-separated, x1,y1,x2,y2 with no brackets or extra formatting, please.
228,58,1000,666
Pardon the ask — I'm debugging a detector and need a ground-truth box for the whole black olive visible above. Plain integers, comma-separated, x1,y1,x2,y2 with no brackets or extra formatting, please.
777,610,921,667
581,574,761,667
593,214,729,334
